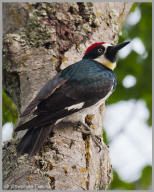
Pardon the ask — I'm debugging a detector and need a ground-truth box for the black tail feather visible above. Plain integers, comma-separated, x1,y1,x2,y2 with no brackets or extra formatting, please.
20,99,39,117
16,125,54,157
15,108,78,132
15,115,45,132
15,114,55,132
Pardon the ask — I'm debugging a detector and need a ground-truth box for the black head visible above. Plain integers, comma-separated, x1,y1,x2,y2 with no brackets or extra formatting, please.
83,42,106,59
104,41,130,62
83,41,130,70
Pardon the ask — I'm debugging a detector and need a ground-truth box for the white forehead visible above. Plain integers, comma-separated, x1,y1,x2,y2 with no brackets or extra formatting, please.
103,43,112,49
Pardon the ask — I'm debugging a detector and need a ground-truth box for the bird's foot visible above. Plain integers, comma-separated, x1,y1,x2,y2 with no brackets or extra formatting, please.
91,134,102,152
76,121,102,152
76,121,91,134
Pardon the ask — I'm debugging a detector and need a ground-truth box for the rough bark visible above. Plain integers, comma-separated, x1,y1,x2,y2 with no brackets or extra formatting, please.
2,2,132,190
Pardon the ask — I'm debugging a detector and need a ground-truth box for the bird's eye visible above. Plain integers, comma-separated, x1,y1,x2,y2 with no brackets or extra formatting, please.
98,48,103,53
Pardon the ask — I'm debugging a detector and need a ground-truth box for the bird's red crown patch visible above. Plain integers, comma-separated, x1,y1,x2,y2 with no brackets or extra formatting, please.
84,42,106,54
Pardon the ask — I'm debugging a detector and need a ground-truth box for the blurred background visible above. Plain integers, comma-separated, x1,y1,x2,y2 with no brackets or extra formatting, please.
2,2,152,190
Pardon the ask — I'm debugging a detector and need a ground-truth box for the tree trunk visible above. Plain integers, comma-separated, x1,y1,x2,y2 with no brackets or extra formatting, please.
2,2,132,190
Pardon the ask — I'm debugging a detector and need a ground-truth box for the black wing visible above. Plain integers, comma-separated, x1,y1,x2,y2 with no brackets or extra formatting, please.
15,59,116,132
20,73,67,117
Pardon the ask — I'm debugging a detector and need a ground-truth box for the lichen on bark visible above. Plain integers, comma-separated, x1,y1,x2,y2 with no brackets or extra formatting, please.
2,2,133,190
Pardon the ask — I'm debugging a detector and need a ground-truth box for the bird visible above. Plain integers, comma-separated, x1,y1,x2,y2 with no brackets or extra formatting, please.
15,40,130,157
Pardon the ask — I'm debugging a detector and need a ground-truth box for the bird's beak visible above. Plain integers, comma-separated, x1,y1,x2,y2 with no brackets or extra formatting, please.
104,41,130,65
113,41,130,52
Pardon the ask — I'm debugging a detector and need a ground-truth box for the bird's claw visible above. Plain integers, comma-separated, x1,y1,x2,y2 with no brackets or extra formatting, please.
91,135,102,152
76,121,102,152
76,122,91,134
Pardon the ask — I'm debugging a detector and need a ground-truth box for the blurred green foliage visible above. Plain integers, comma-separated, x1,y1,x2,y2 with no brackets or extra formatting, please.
2,88,18,125
109,165,152,190
107,2,152,190
108,2,152,126
2,2,152,190
135,165,152,189
109,170,135,190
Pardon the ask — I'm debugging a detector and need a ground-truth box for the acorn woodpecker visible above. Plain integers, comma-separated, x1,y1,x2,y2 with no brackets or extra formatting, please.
15,41,130,157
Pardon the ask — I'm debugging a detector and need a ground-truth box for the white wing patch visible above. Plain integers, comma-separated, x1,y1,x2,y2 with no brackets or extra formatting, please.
65,102,84,111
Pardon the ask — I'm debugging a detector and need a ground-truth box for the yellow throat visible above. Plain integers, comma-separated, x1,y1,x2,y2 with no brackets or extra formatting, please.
95,55,116,70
